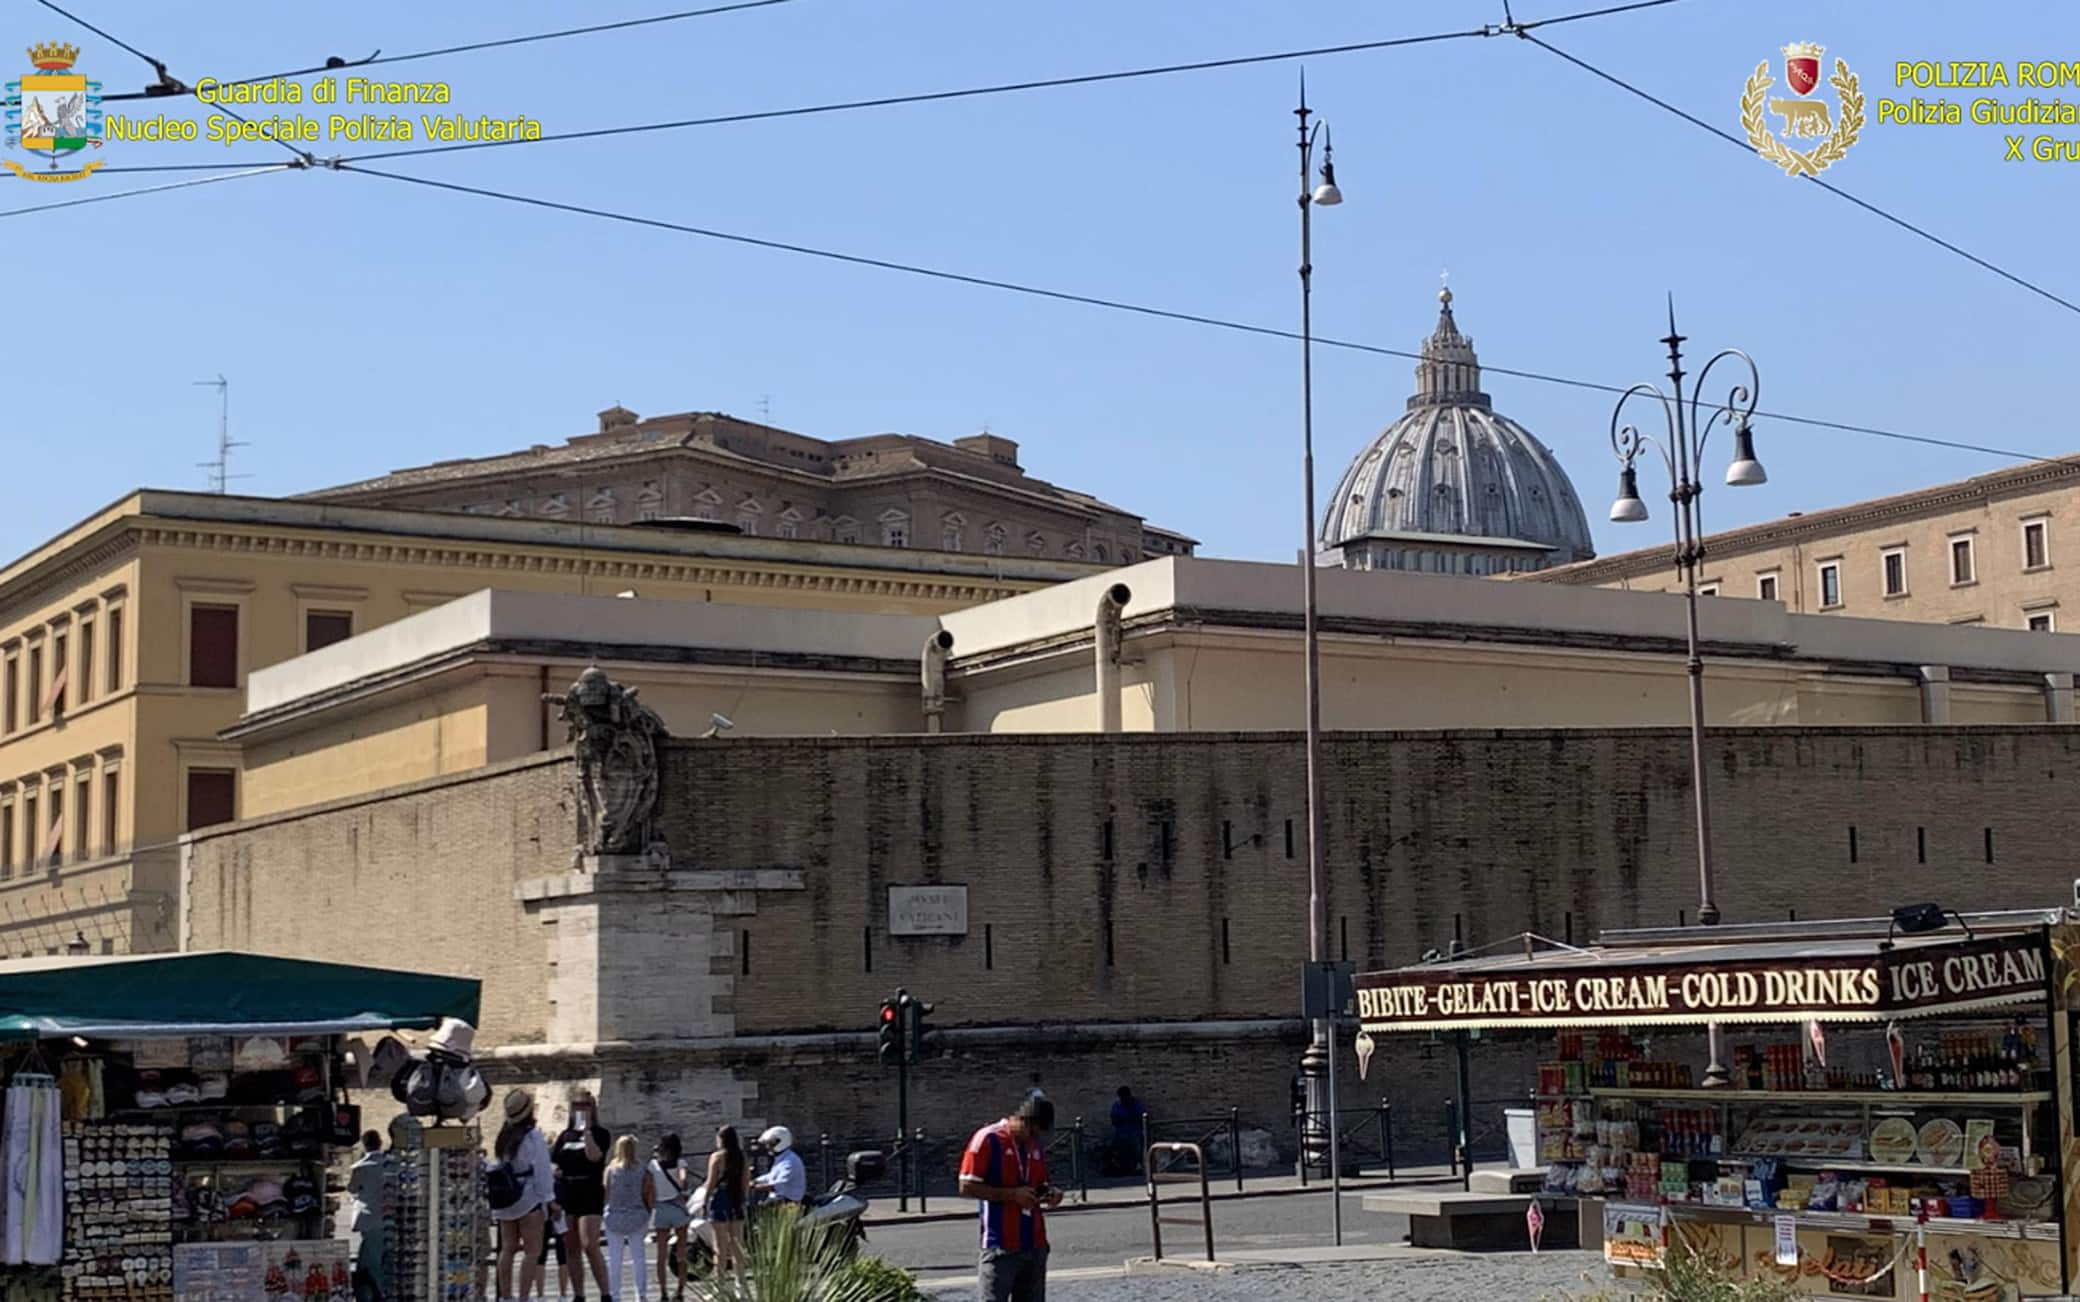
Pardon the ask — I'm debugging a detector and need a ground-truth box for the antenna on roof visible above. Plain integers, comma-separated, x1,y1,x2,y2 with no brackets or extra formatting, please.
193,374,248,494
759,394,772,424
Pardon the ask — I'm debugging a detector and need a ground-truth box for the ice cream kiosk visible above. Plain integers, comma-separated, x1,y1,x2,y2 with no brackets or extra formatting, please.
1354,908,2080,1300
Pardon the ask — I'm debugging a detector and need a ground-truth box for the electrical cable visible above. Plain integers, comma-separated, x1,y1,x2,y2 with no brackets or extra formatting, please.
341,163,2058,468
0,164,295,219
99,0,801,102
335,25,1495,166
1520,32,2080,318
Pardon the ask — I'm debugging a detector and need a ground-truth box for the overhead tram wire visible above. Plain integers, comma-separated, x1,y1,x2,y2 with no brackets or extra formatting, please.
99,0,801,103
333,26,1496,166
1517,31,2080,319
0,164,296,219
36,0,316,166
340,163,2054,468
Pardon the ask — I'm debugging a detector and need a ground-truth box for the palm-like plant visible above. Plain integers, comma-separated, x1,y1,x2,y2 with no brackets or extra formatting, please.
680,1210,921,1302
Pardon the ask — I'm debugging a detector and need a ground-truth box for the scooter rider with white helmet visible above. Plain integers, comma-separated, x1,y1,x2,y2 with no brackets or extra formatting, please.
753,1126,808,1206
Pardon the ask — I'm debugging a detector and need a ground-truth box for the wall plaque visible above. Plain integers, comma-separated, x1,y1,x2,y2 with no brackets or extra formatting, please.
888,885,968,937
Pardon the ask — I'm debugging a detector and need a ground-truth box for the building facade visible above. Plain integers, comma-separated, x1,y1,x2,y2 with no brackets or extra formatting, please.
0,491,1093,957
181,721,2080,1163
1318,290,1596,575
304,406,1198,566
1527,456,2080,631
221,558,2080,818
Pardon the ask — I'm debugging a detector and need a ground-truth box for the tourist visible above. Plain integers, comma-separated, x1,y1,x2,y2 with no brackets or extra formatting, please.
348,1132,388,1302
493,1090,554,1302
1109,1086,1147,1176
648,1135,694,1300
703,1125,752,1275
552,1090,612,1302
959,1092,1062,1302
601,1136,655,1302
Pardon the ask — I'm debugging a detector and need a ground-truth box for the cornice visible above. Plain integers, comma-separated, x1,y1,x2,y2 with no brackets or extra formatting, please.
0,528,139,629
128,523,1019,605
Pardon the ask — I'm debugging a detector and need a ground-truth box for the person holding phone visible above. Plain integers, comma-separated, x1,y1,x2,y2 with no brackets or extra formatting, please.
959,1092,1063,1302
550,1089,612,1302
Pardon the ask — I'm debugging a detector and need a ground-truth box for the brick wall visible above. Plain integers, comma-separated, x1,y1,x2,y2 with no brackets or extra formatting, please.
663,727,2080,1036
183,725,2080,1162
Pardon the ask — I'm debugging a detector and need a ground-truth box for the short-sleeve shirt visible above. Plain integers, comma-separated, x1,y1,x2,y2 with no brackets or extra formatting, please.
959,1120,1048,1253
551,1124,611,1212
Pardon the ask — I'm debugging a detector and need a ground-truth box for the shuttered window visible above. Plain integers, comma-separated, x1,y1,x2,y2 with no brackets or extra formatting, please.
189,605,239,688
185,769,236,831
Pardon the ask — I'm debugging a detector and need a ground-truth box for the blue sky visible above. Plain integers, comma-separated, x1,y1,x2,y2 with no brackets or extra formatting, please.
4,1,2076,565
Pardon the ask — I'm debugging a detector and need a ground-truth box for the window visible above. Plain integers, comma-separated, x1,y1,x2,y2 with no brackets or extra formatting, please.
73,772,90,859
985,524,1006,556
106,606,122,692
47,631,66,715
833,517,860,544
45,784,60,866
0,802,12,877
1756,573,1779,602
20,793,35,872
1818,561,1842,609
1696,583,1719,597
25,644,42,724
1881,548,1907,598
76,617,93,706
2029,611,2056,633
881,513,910,548
188,604,239,687
2,654,14,733
1950,535,1976,585
941,514,965,552
101,769,117,852
304,609,354,653
184,769,236,831
2024,518,2050,570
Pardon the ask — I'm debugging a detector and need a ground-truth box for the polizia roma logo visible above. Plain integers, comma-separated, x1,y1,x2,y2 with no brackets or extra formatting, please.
1742,42,1863,177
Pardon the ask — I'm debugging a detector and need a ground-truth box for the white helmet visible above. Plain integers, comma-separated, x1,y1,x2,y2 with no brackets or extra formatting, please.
758,1125,793,1154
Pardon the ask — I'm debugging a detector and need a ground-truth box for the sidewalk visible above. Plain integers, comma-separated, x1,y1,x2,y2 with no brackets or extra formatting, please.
865,1163,1464,1226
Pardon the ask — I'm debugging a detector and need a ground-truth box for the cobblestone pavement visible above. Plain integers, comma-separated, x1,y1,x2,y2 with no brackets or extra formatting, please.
1052,1252,1612,1301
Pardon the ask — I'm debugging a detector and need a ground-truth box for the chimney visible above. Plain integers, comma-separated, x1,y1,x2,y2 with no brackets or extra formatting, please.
598,405,639,433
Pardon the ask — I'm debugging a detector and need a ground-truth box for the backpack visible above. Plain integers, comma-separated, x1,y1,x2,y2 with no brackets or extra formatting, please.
486,1158,528,1211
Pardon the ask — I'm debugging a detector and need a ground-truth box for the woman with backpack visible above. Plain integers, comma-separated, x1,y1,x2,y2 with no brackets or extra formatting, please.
600,1136,655,1302
492,1090,554,1302
703,1126,752,1276
648,1135,693,1300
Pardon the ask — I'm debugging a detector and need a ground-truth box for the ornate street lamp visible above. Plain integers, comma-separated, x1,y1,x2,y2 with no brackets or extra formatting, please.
1294,72,1345,1242
1606,297,1765,1087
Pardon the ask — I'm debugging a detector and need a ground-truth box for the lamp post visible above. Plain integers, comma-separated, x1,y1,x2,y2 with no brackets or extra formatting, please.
1294,75,1344,1242
1605,298,1766,1088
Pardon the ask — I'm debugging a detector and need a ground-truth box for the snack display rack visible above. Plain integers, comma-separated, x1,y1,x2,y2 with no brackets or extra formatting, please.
1358,907,2080,1301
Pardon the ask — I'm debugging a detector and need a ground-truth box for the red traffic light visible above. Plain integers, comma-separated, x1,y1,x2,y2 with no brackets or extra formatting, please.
880,1006,897,1023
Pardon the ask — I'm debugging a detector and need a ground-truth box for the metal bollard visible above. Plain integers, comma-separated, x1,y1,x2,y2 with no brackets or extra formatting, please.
1229,1107,1243,1193
1381,1103,1396,1180
1072,1116,1088,1202
914,1126,928,1214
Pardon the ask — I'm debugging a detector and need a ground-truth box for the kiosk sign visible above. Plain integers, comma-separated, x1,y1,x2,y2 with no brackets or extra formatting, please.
1358,934,2046,1031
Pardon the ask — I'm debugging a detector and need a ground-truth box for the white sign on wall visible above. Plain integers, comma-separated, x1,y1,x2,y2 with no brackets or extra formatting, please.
888,885,969,937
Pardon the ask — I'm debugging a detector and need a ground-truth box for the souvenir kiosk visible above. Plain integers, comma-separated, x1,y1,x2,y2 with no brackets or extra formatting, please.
1355,908,2080,1301
0,950,480,1302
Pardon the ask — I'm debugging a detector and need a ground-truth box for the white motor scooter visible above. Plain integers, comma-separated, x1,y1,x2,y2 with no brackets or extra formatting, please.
680,1153,878,1275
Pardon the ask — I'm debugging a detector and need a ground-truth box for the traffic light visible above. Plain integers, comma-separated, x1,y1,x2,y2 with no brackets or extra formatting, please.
877,998,902,1066
906,998,934,1064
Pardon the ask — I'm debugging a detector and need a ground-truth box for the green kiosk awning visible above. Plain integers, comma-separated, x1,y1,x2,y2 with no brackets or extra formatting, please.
0,951,480,1041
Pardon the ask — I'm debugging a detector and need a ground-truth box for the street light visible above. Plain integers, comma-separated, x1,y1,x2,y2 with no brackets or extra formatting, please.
1605,296,1765,1088
1294,72,1344,1245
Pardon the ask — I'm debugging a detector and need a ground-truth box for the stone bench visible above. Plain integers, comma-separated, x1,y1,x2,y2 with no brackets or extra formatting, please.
1362,1190,1580,1252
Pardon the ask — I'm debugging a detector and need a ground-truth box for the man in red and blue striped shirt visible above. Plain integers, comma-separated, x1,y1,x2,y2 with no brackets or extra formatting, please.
959,1093,1061,1301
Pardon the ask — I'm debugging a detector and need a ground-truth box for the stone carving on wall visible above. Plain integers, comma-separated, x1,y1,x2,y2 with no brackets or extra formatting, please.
545,667,669,857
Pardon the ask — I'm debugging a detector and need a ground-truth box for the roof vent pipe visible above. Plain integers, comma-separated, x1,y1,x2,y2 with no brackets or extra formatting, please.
921,630,955,734
1095,583,1131,733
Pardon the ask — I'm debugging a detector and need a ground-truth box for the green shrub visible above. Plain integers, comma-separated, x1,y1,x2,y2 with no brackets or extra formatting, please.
834,1256,926,1302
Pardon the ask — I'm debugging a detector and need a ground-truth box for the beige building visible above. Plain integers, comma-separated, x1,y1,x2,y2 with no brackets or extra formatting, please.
225,556,2080,817
0,490,1096,957
305,405,1198,566
1527,457,2080,630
